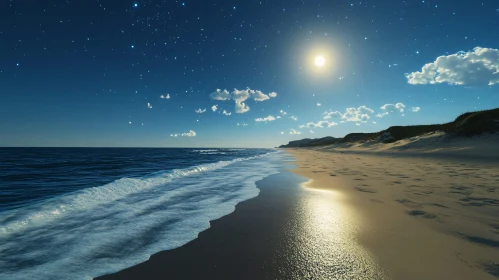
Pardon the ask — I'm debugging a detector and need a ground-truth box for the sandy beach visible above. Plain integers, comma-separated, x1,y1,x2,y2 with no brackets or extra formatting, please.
289,136,499,279
96,135,499,280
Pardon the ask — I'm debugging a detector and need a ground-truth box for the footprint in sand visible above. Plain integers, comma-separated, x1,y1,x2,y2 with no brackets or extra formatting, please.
355,187,377,193
407,210,437,219
396,199,422,208
449,186,473,195
459,197,499,207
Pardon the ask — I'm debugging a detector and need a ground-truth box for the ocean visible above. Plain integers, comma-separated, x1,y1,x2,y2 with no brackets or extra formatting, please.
0,148,284,280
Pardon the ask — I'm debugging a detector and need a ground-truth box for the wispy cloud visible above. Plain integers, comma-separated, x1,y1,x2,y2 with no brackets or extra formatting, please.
255,115,276,122
406,47,499,86
411,106,421,112
280,110,287,115
209,89,231,100
377,103,406,118
211,105,218,112
160,94,170,99
290,116,298,121
222,110,232,116
182,130,196,137
170,130,196,137
289,129,302,135
299,121,338,128
147,103,153,109
381,103,405,113
323,105,374,122
195,108,206,113
209,88,277,113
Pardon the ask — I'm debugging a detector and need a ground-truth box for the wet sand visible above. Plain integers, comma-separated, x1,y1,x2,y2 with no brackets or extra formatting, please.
97,171,389,280
97,147,499,280
289,148,499,279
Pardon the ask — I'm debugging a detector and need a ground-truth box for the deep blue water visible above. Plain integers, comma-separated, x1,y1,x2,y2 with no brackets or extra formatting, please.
0,148,272,212
0,148,285,280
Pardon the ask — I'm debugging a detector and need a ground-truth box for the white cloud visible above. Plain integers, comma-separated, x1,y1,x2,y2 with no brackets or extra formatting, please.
195,108,206,113
323,105,374,122
170,130,196,137
209,89,231,100
211,105,218,112
411,106,421,112
160,94,170,99
210,88,276,113
276,116,281,119
251,90,270,101
222,110,232,116
290,116,298,121
377,103,406,118
381,103,406,112
406,47,499,86
280,131,284,135
234,101,250,113
372,121,377,124
290,129,302,135
280,110,287,115
310,130,315,134
182,130,196,137
383,103,405,112
147,103,152,109
317,103,322,107
299,121,338,128
255,115,276,122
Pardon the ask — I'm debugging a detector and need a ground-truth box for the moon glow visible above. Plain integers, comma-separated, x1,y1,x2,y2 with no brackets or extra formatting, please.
314,56,325,67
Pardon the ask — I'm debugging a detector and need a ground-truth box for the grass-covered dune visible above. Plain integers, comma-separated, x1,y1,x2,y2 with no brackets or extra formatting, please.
279,108,499,148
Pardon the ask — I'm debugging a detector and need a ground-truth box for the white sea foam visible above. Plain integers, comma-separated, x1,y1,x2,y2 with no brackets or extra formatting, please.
191,149,219,152
0,151,283,280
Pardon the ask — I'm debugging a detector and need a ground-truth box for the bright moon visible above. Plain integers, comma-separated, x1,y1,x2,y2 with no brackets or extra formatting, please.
314,56,325,67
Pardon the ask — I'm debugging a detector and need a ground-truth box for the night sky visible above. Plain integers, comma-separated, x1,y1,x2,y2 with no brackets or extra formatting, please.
1,0,498,147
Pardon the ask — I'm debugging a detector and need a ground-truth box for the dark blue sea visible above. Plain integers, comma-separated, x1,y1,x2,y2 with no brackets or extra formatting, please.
0,148,285,280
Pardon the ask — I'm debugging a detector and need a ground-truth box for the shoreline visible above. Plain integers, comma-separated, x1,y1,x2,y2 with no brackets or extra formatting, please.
96,147,499,279
96,171,306,280
96,158,389,279
288,148,499,279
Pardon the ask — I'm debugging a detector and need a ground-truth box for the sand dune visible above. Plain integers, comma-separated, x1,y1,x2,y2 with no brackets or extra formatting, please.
288,135,499,279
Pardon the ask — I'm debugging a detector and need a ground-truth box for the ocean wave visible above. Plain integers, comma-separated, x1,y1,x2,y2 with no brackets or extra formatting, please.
0,152,271,235
0,151,283,280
